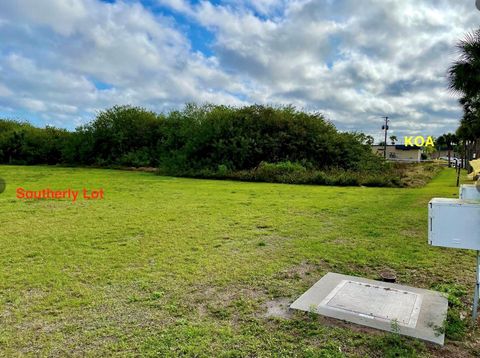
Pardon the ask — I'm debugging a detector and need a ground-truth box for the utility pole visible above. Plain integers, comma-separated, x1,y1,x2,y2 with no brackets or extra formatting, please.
381,116,389,159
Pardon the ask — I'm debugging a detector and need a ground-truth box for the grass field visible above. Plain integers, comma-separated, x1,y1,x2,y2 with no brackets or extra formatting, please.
0,165,478,357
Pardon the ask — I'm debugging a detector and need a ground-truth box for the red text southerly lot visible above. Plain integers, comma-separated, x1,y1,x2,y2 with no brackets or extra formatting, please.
16,188,104,203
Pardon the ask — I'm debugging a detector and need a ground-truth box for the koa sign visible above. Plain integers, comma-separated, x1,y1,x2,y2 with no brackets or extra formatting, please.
404,136,434,147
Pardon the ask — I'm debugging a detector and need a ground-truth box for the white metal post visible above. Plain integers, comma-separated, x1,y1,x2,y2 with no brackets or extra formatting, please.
473,250,480,322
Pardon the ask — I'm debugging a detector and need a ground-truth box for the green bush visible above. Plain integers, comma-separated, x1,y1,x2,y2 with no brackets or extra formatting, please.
217,164,230,176
325,170,360,186
253,161,308,183
119,148,151,167
0,104,401,187
361,174,395,187
198,163,401,188
158,104,383,174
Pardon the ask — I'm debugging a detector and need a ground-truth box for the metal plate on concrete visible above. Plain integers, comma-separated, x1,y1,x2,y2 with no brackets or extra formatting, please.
321,280,423,328
290,273,448,345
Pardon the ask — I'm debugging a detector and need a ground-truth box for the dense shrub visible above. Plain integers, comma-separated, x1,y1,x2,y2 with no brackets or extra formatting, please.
119,148,151,167
158,104,383,174
0,120,71,165
0,103,404,186
197,161,401,187
76,105,164,166
253,161,308,183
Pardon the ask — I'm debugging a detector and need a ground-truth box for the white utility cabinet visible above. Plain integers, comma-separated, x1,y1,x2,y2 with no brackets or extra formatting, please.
428,198,480,250
460,184,480,201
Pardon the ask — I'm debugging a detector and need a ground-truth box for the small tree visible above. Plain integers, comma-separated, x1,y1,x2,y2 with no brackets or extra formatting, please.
389,135,397,145
423,145,435,160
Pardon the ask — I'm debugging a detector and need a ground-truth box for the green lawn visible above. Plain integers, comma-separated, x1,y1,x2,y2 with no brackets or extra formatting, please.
0,165,478,357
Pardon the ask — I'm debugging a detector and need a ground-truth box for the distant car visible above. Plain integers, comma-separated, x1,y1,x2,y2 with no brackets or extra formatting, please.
438,157,462,167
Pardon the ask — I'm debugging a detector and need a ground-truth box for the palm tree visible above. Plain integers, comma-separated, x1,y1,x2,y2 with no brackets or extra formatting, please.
448,28,480,161
437,133,458,167
389,135,397,145
448,28,480,99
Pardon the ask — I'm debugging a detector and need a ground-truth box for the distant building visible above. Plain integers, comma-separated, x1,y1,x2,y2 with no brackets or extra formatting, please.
371,145,422,162
430,149,460,160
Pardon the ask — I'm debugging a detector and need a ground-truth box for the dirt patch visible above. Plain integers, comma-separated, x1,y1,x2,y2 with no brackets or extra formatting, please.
400,228,422,237
187,284,266,322
398,268,449,288
122,167,158,173
331,263,380,280
429,342,479,358
275,261,325,281
257,235,293,249
264,298,293,319
329,237,350,245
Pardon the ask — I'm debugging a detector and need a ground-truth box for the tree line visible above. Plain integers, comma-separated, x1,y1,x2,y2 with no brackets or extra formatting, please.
0,104,381,170
0,104,398,185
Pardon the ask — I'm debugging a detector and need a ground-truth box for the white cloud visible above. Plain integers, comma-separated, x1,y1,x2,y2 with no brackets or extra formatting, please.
158,0,478,141
0,0,478,141
0,0,249,127
0,83,13,97
0,0,89,36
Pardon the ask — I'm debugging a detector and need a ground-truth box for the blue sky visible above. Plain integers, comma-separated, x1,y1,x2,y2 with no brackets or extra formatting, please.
0,0,478,142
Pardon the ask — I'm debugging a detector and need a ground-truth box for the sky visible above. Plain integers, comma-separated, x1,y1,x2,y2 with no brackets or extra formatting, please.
0,0,478,143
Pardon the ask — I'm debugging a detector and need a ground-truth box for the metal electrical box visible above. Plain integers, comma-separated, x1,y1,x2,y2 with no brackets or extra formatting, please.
460,184,480,201
428,198,480,250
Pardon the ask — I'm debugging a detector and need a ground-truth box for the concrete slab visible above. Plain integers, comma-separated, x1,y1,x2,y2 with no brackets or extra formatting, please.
290,272,448,345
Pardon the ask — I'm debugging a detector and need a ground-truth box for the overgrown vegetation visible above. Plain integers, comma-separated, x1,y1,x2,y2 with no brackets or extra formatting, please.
0,104,404,186
394,162,444,187
181,161,402,187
